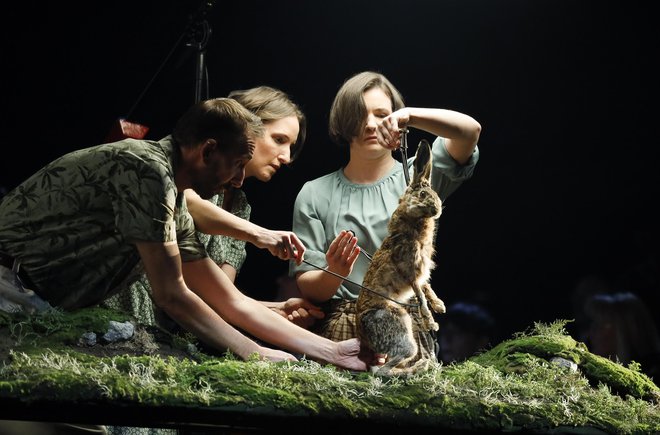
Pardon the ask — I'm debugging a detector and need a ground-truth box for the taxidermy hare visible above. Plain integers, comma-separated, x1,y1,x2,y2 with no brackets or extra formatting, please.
356,139,446,376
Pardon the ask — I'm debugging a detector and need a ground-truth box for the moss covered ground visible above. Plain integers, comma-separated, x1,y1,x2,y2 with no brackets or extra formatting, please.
0,309,658,434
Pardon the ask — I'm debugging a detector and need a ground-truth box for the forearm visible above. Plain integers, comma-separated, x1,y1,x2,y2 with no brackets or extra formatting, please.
187,189,299,256
226,296,335,362
137,241,262,360
219,263,237,283
295,270,341,303
407,108,481,164
158,287,261,360
407,108,481,140
187,191,262,244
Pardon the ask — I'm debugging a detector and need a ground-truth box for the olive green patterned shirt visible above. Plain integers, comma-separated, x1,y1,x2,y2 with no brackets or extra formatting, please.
102,190,251,325
0,135,207,310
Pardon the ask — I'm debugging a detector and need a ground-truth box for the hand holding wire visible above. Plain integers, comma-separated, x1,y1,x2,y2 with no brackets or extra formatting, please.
377,108,411,150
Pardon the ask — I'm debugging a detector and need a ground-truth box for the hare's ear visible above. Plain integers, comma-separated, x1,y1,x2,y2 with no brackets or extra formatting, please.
412,139,432,183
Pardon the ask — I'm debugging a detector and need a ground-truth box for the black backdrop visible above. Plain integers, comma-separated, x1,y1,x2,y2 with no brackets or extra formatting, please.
3,0,658,341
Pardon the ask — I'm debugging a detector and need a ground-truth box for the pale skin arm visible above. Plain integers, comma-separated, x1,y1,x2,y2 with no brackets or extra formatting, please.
220,262,324,328
136,241,294,362
377,107,481,165
295,230,361,303
180,255,369,370
261,299,325,329
219,263,237,282
185,189,305,264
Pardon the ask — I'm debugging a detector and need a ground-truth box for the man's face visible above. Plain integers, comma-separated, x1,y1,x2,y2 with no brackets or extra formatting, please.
193,139,254,199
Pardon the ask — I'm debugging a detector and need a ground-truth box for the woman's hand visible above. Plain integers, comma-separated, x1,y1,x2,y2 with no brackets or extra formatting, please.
269,297,325,329
377,108,411,150
325,230,360,278
254,229,306,265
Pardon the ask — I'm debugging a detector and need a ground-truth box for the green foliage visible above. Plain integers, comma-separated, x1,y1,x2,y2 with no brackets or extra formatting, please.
0,312,658,434
1,307,132,346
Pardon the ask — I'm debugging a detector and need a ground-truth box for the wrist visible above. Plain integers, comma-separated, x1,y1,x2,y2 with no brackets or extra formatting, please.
236,341,262,360
246,224,266,247
314,338,337,365
403,107,418,127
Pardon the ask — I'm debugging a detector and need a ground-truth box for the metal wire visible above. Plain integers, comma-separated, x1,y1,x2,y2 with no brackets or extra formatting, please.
300,259,419,308
399,128,411,186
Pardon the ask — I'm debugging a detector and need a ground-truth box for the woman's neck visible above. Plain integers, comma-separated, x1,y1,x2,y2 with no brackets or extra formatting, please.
343,153,397,184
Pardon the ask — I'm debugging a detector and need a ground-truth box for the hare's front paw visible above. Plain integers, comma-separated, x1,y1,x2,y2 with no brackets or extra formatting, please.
423,317,439,332
430,298,446,314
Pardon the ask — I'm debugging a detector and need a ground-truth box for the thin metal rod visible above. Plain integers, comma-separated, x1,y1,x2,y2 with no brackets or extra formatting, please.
301,259,419,308
399,128,410,186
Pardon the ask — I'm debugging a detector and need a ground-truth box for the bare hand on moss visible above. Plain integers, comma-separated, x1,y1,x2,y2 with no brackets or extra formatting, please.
256,346,299,363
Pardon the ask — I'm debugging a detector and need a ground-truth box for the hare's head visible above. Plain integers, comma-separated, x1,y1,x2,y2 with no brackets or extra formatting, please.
400,139,442,219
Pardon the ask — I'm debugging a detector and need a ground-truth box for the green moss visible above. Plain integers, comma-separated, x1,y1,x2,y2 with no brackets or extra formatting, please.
472,320,660,403
0,312,658,434
1,307,133,347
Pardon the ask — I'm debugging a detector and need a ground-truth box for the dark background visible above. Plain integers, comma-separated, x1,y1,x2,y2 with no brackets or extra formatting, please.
3,0,658,343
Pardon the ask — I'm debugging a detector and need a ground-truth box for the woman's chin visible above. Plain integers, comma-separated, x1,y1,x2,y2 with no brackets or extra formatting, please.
255,172,273,183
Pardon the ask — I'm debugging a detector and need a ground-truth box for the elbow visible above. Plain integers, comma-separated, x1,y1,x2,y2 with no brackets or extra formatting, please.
151,289,182,316
296,274,329,304
469,120,482,145
296,277,314,301
150,280,195,319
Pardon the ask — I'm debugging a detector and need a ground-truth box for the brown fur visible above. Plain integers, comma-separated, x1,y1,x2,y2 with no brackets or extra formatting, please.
356,139,446,376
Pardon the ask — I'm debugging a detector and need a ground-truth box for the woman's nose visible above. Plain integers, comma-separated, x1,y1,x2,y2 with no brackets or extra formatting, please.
278,147,291,164
366,114,378,130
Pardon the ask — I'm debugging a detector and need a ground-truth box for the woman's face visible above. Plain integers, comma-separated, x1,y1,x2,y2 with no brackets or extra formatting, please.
245,115,300,182
350,87,392,152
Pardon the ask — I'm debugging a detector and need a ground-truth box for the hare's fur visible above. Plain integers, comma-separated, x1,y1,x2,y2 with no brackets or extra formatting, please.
356,140,446,376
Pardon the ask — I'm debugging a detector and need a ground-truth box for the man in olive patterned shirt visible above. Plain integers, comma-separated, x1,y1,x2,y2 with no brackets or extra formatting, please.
0,98,370,371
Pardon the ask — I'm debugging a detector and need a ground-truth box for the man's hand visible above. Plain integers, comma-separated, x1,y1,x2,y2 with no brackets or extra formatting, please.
331,338,386,372
254,346,299,363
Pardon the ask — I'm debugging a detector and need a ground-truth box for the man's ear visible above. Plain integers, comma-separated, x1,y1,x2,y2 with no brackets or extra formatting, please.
202,139,217,164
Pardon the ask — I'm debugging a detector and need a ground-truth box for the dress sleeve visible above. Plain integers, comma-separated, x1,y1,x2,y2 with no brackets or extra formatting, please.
198,190,251,273
174,192,209,262
289,181,329,278
429,136,480,201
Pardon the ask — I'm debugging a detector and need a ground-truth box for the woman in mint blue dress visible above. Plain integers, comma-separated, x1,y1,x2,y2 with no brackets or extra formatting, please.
290,71,482,364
